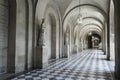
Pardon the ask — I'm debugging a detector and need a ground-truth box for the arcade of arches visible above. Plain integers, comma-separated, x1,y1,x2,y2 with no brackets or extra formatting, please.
1,0,120,80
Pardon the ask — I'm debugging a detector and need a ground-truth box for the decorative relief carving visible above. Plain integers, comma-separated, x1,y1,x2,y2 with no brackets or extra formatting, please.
37,18,46,46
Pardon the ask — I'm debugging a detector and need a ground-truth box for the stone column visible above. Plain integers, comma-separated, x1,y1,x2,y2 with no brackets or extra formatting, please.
104,24,108,55
7,0,16,73
107,19,110,60
104,22,110,60
114,0,120,79
106,2,111,60
70,27,74,55
102,30,105,52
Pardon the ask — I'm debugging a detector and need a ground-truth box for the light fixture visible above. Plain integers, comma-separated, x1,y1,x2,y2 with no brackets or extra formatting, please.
77,0,83,24
77,16,83,24
88,32,92,35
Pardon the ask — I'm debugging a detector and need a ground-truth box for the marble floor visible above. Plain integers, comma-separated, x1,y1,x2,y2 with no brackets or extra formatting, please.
11,50,114,80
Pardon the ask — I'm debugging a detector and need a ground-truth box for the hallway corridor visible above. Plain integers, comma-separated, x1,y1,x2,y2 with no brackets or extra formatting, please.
12,50,113,80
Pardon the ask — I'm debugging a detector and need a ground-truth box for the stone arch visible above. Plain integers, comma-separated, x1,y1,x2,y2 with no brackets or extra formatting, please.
43,4,60,60
81,28,102,42
79,25,102,41
80,27,102,50
34,1,61,68
63,4,107,26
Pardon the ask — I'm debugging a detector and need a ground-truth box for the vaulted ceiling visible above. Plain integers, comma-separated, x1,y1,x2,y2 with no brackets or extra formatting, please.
36,0,111,41
59,0,110,40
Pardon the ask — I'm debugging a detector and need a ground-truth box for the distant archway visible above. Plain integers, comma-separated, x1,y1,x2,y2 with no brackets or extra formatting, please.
87,33,101,49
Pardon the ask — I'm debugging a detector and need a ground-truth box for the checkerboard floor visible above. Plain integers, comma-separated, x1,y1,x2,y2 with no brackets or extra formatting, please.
11,50,114,80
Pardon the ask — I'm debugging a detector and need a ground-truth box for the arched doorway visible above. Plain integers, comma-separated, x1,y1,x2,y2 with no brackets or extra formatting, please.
92,34,101,49
87,33,101,49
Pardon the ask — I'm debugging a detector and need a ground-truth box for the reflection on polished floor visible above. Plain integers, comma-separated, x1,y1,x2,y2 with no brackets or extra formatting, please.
12,50,114,80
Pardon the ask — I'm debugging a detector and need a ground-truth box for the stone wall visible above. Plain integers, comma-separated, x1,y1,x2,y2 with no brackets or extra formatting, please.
0,0,8,74
15,0,26,73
